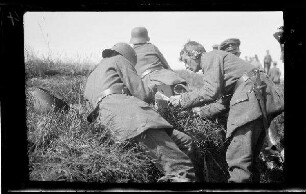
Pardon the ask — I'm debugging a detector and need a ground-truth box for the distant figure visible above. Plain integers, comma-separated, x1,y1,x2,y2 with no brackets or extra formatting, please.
273,26,285,63
263,50,273,74
219,38,241,57
245,56,249,62
212,44,219,50
251,54,263,70
269,62,281,84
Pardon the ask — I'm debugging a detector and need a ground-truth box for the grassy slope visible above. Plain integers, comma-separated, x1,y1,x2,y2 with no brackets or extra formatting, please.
26,60,284,183
26,75,162,183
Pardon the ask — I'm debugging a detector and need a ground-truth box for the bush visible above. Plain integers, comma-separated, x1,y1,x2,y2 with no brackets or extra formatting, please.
158,106,229,182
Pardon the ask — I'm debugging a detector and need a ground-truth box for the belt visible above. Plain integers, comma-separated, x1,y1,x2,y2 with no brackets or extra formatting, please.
87,85,130,123
95,85,130,106
234,68,263,91
141,66,164,78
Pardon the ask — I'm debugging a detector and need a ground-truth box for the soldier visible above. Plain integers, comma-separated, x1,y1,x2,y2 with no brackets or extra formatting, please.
263,50,273,74
268,62,281,84
219,38,241,57
170,40,284,183
245,56,249,63
84,42,196,182
129,27,188,100
212,44,219,50
251,54,263,70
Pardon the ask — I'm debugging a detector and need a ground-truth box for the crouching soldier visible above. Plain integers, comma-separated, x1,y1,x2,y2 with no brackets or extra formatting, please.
129,27,188,101
191,38,250,120
170,41,284,183
84,42,196,182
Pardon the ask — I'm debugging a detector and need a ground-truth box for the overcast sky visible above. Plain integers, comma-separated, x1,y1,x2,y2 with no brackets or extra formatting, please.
24,12,284,77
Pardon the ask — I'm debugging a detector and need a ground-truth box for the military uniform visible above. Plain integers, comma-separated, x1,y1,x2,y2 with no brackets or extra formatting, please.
264,53,273,74
179,50,284,182
130,27,187,100
269,65,281,84
133,43,187,98
84,43,196,182
194,96,229,120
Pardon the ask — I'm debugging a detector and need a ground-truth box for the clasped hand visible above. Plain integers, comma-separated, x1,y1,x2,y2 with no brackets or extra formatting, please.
168,95,182,108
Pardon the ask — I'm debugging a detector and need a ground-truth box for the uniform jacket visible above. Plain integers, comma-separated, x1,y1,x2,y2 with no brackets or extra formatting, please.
197,96,230,119
84,55,173,142
133,43,186,89
264,54,272,64
180,50,284,138
268,67,281,83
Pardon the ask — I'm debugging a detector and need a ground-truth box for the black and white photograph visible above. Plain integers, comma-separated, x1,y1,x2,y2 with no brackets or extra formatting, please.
1,2,306,192
24,11,284,185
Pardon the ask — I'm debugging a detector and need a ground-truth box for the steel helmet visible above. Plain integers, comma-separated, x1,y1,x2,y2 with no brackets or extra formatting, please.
29,87,69,114
102,42,137,66
219,38,241,56
129,27,150,44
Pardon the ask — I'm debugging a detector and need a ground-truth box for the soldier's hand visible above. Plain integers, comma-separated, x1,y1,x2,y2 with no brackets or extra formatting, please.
169,95,182,108
192,107,201,116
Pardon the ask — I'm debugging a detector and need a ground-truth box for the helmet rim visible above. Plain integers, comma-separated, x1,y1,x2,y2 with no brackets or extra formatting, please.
129,36,150,44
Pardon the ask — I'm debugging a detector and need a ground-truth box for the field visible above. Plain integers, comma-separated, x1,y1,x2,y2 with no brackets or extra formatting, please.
25,56,284,184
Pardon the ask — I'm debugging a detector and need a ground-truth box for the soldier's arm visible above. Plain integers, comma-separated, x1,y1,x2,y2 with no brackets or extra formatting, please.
154,45,173,70
180,54,224,109
116,61,155,103
197,99,228,119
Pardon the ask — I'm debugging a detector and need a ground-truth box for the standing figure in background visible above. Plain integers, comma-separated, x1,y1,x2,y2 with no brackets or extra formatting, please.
212,44,219,50
84,42,196,182
245,56,249,63
171,40,284,183
251,54,263,70
219,38,241,57
263,50,273,74
129,27,187,100
269,62,281,84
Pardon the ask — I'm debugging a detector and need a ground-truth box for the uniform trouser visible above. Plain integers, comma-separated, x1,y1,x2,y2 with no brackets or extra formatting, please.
264,63,271,75
133,128,196,182
226,118,266,183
